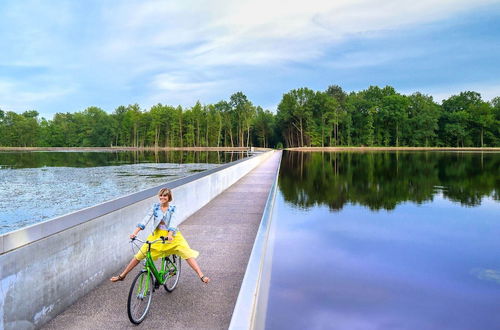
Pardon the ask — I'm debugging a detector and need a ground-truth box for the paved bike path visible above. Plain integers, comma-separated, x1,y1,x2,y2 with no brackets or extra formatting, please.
42,151,282,330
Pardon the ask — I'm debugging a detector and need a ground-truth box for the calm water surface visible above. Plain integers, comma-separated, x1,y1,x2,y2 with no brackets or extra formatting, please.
266,151,500,330
0,150,246,234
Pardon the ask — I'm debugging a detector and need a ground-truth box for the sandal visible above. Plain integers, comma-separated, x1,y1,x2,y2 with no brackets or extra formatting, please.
200,275,210,284
110,274,125,282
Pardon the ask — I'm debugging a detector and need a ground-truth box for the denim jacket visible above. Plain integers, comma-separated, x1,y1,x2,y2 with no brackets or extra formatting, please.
137,203,179,235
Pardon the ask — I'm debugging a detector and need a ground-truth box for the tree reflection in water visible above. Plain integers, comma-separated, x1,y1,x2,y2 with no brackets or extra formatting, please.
0,150,246,169
279,151,500,210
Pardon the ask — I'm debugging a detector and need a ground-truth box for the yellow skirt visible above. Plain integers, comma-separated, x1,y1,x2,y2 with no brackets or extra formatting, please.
134,229,199,261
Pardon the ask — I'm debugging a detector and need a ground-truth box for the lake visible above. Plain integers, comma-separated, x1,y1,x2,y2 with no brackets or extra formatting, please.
0,150,245,235
266,151,500,330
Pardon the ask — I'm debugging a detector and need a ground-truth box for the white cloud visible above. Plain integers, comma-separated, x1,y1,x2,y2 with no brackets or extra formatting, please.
0,79,74,113
97,0,499,68
471,268,500,284
1,0,499,115
405,83,500,103
326,47,428,69
87,0,500,90
146,71,236,107
151,73,226,92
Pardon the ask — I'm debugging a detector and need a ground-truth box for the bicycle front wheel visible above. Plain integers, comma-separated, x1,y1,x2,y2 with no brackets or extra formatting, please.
163,255,181,292
127,270,153,324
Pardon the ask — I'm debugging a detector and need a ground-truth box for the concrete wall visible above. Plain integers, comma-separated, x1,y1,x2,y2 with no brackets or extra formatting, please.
0,151,274,330
229,151,282,330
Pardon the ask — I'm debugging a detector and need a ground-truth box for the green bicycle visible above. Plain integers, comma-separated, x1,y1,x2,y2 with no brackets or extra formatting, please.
127,236,181,324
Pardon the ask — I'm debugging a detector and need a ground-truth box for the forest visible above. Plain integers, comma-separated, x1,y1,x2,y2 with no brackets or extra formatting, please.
0,85,499,148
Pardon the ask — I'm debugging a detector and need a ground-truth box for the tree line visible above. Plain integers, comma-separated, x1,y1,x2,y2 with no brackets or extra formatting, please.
0,86,499,148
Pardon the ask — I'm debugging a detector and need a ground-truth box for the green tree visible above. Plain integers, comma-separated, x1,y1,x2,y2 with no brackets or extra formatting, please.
0,109,5,145
0,110,40,146
407,93,440,146
490,97,500,146
441,92,483,147
346,92,374,146
310,91,339,147
80,107,114,146
276,88,315,147
381,94,410,146
326,85,348,146
469,102,494,147
253,107,275,148
229,92,255,147
443,111,469,147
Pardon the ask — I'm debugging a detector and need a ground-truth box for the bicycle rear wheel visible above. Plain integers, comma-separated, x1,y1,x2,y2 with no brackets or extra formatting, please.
127,270,153,324
163,255,181,292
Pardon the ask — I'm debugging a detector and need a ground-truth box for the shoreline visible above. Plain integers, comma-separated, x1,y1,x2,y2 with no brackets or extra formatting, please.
0,146,264,152
286,146,500,152
1,146,499,152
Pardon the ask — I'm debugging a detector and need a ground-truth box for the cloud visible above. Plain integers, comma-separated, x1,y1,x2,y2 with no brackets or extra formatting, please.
97,0,500,101
471,268,500,284
403,83,500,103
326,47,428,69
96,0,499,70
152,74,222,92
1,0,499,116
0,79,74,112
146,71,236,107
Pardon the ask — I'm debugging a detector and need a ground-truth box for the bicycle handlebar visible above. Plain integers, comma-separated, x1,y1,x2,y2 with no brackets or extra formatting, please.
130,236,169,244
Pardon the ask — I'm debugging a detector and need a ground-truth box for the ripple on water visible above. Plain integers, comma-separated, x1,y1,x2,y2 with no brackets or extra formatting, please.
0,163,217,235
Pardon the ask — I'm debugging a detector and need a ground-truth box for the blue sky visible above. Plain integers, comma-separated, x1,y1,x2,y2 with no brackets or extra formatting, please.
1,0,500,119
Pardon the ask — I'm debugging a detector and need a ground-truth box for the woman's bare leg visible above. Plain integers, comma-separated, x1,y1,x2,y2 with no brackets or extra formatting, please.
186,258,210,283
110,258,140,282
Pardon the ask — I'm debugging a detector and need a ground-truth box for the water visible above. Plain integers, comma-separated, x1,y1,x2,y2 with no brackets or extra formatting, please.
266,151,500,330
0,150,245,234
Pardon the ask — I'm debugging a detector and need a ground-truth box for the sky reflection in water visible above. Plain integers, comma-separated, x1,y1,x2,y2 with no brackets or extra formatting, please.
266,152,500,330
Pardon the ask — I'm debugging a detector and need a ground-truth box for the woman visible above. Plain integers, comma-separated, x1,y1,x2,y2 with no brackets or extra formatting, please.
110,187,210,283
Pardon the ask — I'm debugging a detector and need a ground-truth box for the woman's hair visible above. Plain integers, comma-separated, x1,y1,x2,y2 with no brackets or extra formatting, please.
158,188,173,202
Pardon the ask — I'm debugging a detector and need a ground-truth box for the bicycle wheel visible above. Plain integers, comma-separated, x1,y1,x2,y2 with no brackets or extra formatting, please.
163,255,181,292
127,270,153,324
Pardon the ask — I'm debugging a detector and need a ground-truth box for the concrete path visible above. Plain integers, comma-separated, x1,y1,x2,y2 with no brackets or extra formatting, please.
42,151,282,330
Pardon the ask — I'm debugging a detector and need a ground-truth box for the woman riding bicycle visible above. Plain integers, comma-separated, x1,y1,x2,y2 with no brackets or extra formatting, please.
111,187,210,284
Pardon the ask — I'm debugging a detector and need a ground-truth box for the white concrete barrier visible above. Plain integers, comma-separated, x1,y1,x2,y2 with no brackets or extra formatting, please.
228,151,282,330
0,151,274,330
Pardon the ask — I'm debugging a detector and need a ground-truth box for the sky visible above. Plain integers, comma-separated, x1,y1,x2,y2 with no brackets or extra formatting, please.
1,0,500,119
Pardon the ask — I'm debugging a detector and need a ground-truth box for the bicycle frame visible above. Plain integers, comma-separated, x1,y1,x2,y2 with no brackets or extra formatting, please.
128,236,181,325
139,240,179,287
